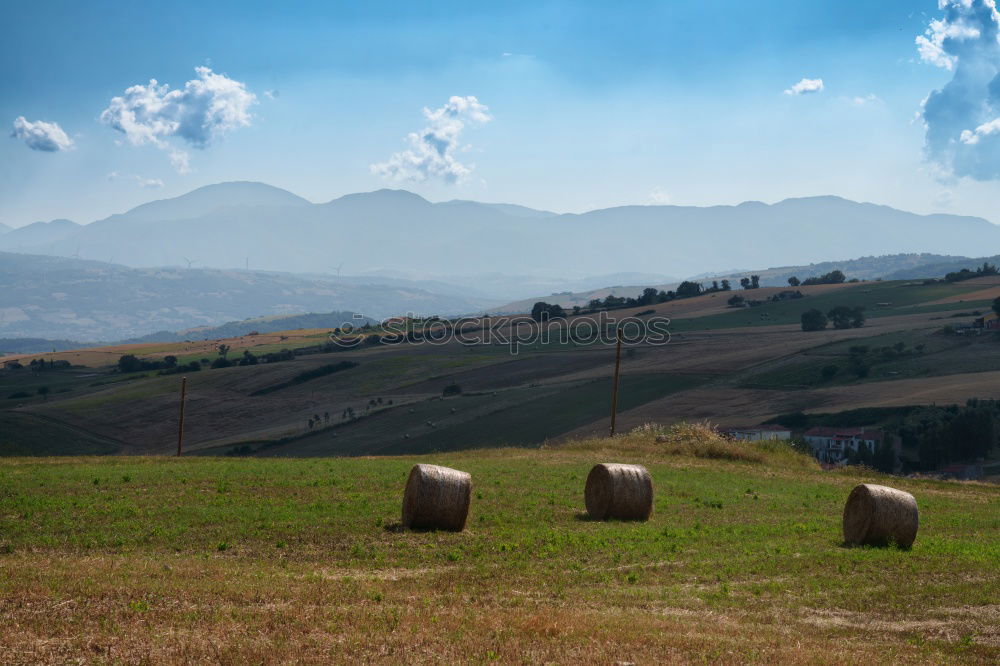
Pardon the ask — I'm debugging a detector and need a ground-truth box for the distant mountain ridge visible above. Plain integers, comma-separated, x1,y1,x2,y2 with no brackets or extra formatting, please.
0,251,496,340
3,183,998,280
492,252,992,312
0,219,80,251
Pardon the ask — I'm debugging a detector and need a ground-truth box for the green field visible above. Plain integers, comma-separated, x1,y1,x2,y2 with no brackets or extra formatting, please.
738,329,1000,389
248,372,707,457
0,412,123,456
0,428,996,662
670,280,991,332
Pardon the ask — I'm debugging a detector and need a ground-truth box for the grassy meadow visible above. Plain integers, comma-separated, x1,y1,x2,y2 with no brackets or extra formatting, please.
0,425,997,663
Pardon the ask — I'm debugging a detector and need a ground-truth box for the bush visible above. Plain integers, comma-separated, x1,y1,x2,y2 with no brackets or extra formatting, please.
828,305,866,329
7,391,30,399
800,309,828,331
821,365,839,381
530,302,566,322
442,383,462,397
802,270,846,286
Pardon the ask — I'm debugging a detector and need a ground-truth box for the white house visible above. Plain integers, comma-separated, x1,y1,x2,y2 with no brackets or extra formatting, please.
803,427,883,464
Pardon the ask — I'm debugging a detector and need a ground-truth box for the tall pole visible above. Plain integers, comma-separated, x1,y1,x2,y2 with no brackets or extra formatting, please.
177,376,187,456
609,328,623,436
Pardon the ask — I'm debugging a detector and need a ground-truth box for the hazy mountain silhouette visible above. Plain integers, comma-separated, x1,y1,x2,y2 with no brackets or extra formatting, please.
0,251,497,340
4,183,999,280
0,219,80,251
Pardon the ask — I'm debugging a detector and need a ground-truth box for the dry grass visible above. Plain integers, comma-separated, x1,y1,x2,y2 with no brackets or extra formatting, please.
562,422,816,468
0,430,996,663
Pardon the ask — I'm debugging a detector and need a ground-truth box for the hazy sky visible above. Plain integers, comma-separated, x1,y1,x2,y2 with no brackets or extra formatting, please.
3,1,1000,227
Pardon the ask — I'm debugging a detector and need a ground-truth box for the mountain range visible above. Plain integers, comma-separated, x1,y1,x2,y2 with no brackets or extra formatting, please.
0,252,496,341
4,182,999,280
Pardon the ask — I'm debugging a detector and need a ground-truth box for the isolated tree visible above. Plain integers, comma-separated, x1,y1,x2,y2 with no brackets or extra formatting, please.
217,344,231,359
531,302,566,322
800,309,828,332
675,281,702,299
37,386,50,401
720,279,731,291
117,354,143,373
787,276,800,287
639,287,659,305
163,355,178,368
750,275,760,289
830,270,846,284
740,277,751,290
828,305,866,330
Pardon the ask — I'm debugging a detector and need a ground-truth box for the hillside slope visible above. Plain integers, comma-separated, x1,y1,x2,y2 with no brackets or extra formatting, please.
0,251,495,339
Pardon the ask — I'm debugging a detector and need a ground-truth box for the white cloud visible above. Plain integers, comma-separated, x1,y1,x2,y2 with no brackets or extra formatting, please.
851,93,881,106
648,187,671,204
100,66,256,172
107,171,164,189
784,78,825,96
915,10,987,70
371,96,492,184
960,117,1000,144
10,116,74,152
917,1,1000,180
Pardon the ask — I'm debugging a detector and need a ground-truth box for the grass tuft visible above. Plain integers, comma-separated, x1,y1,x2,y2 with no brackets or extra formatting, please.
561,421,818,468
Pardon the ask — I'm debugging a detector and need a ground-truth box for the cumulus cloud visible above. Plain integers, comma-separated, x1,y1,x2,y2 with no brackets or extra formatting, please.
371,96,492,184
917,0,1000,180
10,116,74,152
784,78,825,95
107,171,164,189
100,66,256,172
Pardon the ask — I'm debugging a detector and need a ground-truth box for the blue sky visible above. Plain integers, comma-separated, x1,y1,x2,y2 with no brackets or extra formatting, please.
2,0,999,226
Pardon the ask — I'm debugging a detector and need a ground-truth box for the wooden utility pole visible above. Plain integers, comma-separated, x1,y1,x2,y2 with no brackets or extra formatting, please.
609,328,623,436
177,377,187,456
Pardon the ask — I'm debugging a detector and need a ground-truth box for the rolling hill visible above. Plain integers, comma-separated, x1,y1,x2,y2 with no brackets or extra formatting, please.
4,182,1000,280
5,275,1000,465
0,251,497,340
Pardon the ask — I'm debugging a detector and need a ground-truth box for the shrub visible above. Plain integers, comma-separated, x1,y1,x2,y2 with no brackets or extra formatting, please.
800,309,828,331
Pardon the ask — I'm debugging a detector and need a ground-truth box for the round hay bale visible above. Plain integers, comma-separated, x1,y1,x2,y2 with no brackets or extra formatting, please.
584,463,653,521
401,464,471,531
842,483,918,548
